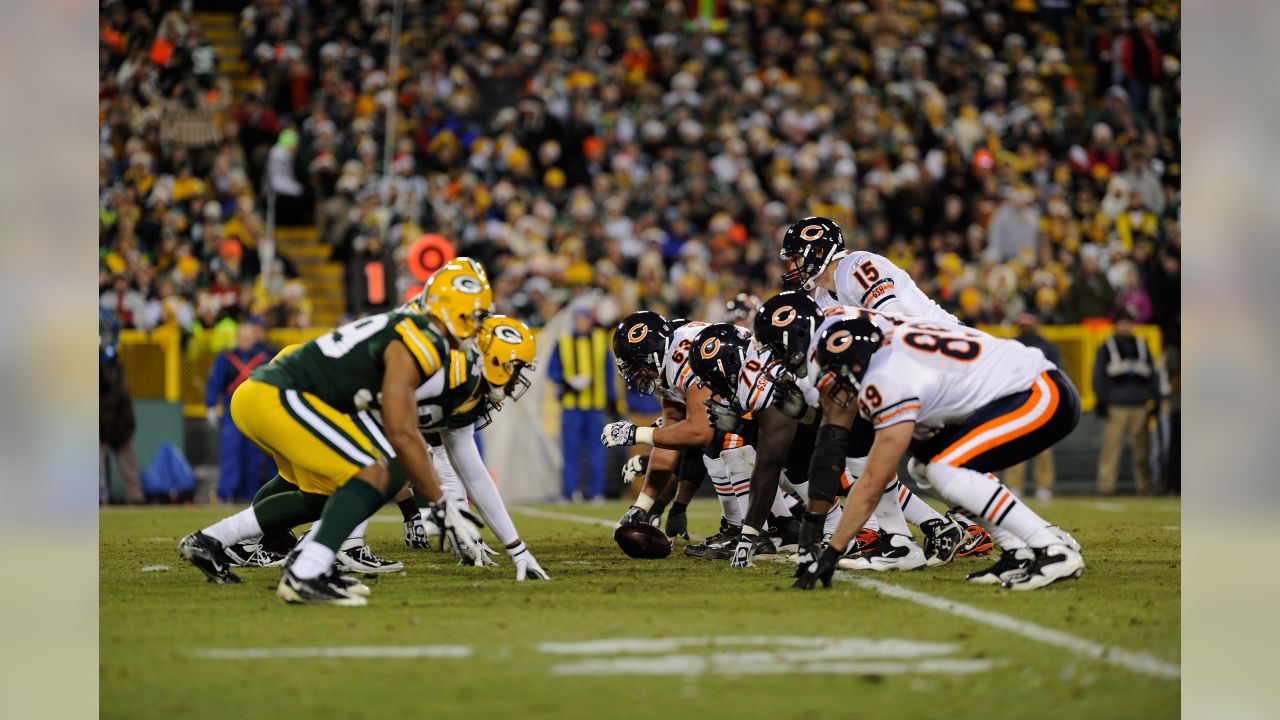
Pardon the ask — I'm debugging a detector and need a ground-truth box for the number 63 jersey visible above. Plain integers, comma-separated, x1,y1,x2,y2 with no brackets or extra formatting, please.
851,322,1056,437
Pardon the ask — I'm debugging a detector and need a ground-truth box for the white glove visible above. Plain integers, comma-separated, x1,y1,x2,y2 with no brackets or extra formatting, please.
907,458,931,490
601,420,638,447
206,407,219,428
404,516,432,549
457,541,499,567
621,455,647,485
506,540,550,581
729,535,756,568
437,498,485,566
567,374,592,391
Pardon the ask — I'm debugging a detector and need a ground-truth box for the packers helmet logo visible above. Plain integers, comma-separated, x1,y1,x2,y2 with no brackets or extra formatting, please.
452,275,484,294
494,324,524,344
771,306,797,327
799,224,825,241
627,324,648,343
699,337,721,359
826,329,853,353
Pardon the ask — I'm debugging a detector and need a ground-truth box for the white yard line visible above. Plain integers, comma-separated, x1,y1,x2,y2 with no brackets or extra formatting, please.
518,506,1181,681
190,645,472,660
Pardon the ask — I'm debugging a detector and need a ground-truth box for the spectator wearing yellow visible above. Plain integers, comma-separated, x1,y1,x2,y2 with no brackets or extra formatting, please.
547,309,618,502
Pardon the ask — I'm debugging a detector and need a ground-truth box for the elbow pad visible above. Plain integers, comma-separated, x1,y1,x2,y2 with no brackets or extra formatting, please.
808,424,853,504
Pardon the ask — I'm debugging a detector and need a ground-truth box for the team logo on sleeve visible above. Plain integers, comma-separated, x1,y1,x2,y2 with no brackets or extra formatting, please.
627,324,648,343
452,275,484,294
770,306,797,327
699,337,721,359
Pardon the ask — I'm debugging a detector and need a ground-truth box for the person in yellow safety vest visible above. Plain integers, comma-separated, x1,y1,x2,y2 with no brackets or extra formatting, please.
547,309,619,502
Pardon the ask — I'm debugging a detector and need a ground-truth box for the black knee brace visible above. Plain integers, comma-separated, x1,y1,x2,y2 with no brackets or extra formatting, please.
809,424,852,504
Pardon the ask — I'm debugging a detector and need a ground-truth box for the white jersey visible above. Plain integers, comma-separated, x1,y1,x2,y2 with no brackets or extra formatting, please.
818,251,960,324
852,322,1055,437
804,305,908,383
658,321,709,404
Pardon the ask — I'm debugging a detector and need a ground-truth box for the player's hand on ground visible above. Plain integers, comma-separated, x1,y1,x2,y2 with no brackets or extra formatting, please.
793,545,840,590
621,455,647,485
665,505,689,540
616,504,649,528
404,515,432,549
438,498,485,566
601,420,638,447
507,541,550,581
729,537,755,568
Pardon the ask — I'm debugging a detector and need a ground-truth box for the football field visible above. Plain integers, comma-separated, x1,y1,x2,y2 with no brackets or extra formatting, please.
100,497,1180,719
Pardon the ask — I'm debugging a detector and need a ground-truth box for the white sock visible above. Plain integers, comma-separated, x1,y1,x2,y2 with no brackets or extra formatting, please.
891,479,945,527
705,456,745,525
785,478,810,504
824,502,844,535
976,514,1027,550
340,519,371,551
291,539,336,580
431,445,468,505
926,463,1058,548
770,489,792,518
873,478,911,536
202,507,263,548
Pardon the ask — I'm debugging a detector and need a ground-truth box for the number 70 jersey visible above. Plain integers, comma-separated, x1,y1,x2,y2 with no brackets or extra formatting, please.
852,321,1055,436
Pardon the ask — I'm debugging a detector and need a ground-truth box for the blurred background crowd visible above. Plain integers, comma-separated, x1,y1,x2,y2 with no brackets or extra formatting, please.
99,0,1180,348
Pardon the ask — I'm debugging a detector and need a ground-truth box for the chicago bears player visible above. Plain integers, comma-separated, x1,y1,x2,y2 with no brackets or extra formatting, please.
795,315,1084,591
779,217,991,552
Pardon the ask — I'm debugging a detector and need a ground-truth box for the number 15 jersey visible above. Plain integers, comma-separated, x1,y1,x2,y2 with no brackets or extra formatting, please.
818,251,960,325
854,322,1055,437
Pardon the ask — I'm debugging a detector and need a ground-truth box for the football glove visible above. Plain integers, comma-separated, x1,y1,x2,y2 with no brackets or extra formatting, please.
772,375,809,420
729,537,756,568
616,503,661,528
601,420,639,447
621,454,648,485
665,502,689,540
704,396,744,433
792,545,841,590
404,516,432,549
506,540,550,581
433,498,485,567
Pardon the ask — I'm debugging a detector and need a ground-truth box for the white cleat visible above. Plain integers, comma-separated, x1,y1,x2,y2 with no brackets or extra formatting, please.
1001,544,1085,591
967,548,1036,585
836,533,926,572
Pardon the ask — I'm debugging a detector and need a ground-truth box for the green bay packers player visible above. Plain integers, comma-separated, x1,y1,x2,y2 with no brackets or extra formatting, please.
179,260,494,605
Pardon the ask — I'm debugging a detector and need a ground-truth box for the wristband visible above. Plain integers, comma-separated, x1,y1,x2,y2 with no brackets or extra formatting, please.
633,493,655,512
635,426,655,445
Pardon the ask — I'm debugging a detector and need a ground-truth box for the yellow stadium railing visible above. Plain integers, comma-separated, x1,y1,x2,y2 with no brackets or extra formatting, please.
116,323,1161,418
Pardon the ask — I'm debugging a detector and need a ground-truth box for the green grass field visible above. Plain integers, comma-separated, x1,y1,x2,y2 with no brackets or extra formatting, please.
100,497,1180,720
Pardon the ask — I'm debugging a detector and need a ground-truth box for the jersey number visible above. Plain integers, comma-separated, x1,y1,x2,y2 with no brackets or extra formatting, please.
853,260,881,291
317,315,390,358
903,327,981,361
670,339,693,364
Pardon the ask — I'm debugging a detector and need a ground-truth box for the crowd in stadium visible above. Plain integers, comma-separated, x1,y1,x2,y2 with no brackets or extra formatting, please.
98,0,1181,349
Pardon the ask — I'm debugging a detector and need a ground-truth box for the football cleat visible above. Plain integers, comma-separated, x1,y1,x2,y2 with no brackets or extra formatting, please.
1046,525,1081,553
768,514,800,553
1001,544,1085,591
852,527,881,554
919,518,965,567
966,548,1035,585
225,539,288,568
949,512,994,557
277,567,367,606
836,532,926,572
684,519,742,560
178,532,242,584
336,544,404,574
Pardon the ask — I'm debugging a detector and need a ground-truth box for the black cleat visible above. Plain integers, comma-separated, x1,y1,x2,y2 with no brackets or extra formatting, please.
767,514,799,553
178,532,242,584
684,519,741,560
225,539,289,568
967,548,1035,585
276,567,367,606
920,518,965,567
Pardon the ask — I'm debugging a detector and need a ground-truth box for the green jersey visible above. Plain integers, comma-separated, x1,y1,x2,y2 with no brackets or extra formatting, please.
407,346,488,431
252,311,449,414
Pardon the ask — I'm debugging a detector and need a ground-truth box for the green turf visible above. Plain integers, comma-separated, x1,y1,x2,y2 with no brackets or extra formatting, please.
100,497,1180,720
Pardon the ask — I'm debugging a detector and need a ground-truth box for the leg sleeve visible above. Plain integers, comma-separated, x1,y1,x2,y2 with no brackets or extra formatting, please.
444,426,519,547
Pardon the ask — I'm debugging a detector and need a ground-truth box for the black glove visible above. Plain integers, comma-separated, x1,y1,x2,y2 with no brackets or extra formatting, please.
665,501,689,540
704,396,744,433
616,504,649,528
1095,403,1109,420
792,545,840,590
773,375,809,420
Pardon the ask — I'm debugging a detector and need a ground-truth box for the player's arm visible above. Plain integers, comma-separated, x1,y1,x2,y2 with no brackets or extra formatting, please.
825,421,914,552
648,383,715,449
382,341,444,501
617,402,683,526
742,407,797,533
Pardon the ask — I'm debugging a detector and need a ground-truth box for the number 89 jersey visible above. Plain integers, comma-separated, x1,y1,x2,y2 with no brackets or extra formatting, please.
253,310,450,414
658,321,709,404
855,321,1056,436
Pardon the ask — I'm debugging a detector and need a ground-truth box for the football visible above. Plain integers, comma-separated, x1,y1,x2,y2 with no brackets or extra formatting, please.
613,523,673,559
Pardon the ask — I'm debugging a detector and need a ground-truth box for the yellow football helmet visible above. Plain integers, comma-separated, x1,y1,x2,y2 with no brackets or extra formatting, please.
415,257,494,342
476,315,536,408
